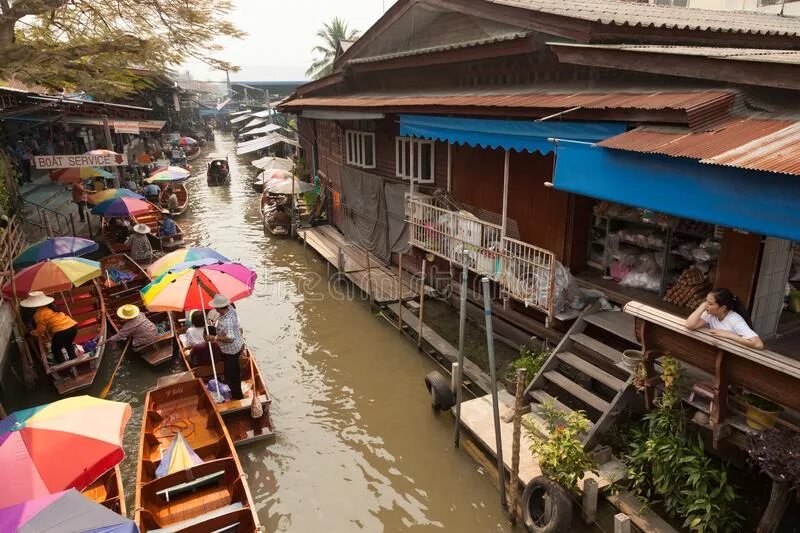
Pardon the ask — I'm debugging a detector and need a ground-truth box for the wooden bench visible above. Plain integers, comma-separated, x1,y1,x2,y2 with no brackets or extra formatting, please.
624,301,800,446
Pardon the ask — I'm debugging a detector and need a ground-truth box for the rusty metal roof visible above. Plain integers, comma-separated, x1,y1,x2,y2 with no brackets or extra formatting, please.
598,117,800,176
281,89,734,127
547,43,800,65
489,0,800,37
348,32,530,64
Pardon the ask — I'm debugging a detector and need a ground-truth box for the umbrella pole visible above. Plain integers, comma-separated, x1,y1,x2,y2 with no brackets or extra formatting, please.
60,291,72,316
196,281,221,402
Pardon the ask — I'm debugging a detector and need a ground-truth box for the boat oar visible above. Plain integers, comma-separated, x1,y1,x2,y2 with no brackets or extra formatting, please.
99,340,130,399
196,280,222,402
248,351,263,419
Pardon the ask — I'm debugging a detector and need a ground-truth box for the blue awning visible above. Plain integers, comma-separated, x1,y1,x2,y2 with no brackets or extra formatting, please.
553,142,800,241
399,115,626,154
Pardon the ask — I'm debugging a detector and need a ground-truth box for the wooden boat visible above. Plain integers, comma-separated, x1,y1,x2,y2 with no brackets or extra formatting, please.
100,254,176,366
175,325,274,446
159,182,189,217
134,378,260,533
260,192,290,236
207,154,230,186
185,145,202,161
101,203,185,254
82,465,126,515
29,280,107,395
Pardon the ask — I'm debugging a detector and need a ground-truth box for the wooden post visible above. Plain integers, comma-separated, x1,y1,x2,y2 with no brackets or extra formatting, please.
711,349,728,448
6,224,34,389
614,513,631,533
500,149,510,241
365,249,374,308
417,258,427,348
758,479,792,533
509,367,526,525
397,253,403,329
451,362,459,394
453,251,469,447
446,143,452,192
583,478,599,525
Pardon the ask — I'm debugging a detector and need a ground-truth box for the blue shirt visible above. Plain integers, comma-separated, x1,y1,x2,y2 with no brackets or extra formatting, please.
144,184,160,196
159,217,177,237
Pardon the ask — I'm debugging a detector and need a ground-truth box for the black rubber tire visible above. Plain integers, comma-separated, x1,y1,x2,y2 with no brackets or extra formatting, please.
424,371,455,410
521,476,573,533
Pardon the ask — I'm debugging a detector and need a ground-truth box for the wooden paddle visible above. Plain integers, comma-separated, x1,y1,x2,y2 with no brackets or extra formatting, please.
248,350,263,419
99,340,131,399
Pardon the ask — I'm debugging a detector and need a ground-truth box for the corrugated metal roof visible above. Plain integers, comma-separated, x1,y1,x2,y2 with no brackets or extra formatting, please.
489,0,800,37
348,32,530,64
548,43,800,65
598,117,800,176
282,89,734,127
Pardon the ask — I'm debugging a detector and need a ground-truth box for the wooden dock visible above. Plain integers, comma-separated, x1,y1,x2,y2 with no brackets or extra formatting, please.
298,225,417,303
459,391,625,489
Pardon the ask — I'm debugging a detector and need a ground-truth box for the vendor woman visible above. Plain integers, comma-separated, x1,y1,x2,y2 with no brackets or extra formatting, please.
685,288,764,350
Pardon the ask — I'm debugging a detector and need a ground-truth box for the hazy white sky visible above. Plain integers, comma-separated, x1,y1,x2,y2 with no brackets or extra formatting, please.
181,0,398,82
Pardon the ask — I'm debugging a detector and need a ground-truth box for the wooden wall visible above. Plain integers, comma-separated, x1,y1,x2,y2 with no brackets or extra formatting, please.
715,229,763,309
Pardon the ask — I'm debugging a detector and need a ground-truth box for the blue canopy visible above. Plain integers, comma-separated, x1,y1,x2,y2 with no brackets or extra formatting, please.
553,142,800,242
399,115,626,154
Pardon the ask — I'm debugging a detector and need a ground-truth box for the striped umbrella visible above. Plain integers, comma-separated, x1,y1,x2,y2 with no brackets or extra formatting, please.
0,489,137,532
145,166,191,183
49,167,112,184
90,197,154,217
88,188,144,206
146,247,230,278
2,257,101,298
175,136,197,146
0,396,131,508
84,149,121,157
13,237,99,269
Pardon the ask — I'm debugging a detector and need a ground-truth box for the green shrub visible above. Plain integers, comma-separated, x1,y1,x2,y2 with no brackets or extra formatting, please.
506,345,549,382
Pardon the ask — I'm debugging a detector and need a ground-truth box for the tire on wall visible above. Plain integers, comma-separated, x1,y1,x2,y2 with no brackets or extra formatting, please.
521,476,573,533
424,371,455,410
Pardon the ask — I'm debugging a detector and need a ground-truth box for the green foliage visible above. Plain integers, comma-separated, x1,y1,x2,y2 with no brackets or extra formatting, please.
625,356,740,532
525,400,595,490
506,345,549,382
306,17,360,80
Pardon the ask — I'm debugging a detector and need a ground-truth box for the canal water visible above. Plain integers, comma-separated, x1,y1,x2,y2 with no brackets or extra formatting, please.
106,133,521,532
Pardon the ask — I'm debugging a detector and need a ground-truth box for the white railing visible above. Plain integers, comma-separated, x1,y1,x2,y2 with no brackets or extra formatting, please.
407,199,556,320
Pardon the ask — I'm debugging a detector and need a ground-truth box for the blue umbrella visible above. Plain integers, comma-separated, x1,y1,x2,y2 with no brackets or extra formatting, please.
0,488,138,532
13,237,99,269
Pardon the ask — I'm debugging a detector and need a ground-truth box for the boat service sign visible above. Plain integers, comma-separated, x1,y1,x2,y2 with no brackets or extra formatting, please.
33,153,126,169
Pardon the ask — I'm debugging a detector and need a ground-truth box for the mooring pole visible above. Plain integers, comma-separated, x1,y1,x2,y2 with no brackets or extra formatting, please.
397,253,404,330
453,250,469,447
509,367,526,523
417,258,427,348
482,277,507,509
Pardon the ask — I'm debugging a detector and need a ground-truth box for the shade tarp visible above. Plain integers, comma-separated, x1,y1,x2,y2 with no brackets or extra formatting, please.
241,124,282,137
400,115,625,154
340,167,389,261
553,143,800,242
385,183,411,255
236,134,300,155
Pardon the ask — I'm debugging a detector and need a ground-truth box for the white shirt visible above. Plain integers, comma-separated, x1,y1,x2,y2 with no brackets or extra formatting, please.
701,311,758,339
185,326,205,347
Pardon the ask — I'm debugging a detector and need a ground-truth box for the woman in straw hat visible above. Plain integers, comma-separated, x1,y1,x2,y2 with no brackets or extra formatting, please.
99,304,159,351
21,291,79,362
126,223,154,264
204,294,244,400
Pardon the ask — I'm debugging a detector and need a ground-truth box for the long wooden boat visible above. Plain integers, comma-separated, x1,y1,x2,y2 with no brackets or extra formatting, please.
159,182,189,217
260,192,290,236
101,203,185,254
100,253,176,366
134,378,260,533
176,326,274,446
82,465,126,516
29,280,107,395
206,155,230,186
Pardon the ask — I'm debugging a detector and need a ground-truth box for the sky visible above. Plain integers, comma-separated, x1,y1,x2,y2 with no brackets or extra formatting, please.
180,0,399,83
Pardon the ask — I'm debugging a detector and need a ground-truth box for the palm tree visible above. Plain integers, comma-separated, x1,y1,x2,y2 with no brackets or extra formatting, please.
306,17,359,80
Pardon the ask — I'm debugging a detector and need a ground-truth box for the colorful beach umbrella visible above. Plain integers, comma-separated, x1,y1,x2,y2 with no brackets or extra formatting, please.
146,247,230,278
0,396,131,508
145,166,191,183
88,188,144,206
49,167,112,184
0,489,138,533
252,156,293,172
2,257,101,298
13,237,99,269
155,432,202,478
266,178,314,195
175,136,197,146
256,169,293,189
85,149,121,157
141,262,256,312
90,197,154,217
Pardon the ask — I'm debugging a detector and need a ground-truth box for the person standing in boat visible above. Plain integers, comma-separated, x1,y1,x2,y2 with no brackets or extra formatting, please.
143,182,161,202
685,287,764,349
100,304,159,351
21,291,79,362
126,223,154,264
204,294,244,400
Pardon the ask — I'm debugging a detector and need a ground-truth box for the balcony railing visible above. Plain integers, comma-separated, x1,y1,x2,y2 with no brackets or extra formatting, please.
407,198,556,321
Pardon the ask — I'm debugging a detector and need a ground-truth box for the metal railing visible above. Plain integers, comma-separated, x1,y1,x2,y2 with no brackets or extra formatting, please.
20,200,76,239
407,199,556,322
1,215,27,293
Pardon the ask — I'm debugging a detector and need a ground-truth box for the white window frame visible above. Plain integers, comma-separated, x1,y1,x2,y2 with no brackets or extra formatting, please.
395,137,435,184
345,130,376,169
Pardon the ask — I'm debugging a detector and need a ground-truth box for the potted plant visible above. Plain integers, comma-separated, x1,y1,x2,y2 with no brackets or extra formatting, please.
747,428,800,533
621,349,643,372
744,393,782,431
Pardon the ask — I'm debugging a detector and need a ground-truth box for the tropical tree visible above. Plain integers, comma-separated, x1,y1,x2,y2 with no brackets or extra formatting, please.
306,17,359,80
0,0,245,99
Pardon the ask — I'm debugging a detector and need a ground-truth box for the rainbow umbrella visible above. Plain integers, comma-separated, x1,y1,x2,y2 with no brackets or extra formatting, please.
88,188,144,206
90,197,154,217
174,136,197,146
2,257,101,298
155,432,202,478
146,247,230,278
256,168,293,190
140,262,256,312
0,396,131,508
145,166,191,183
49,167,112,184
0,489,138,532
13,237,99,269
85,149,120,157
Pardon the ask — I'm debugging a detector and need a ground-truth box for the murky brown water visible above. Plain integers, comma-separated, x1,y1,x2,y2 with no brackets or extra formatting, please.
103,133,521,532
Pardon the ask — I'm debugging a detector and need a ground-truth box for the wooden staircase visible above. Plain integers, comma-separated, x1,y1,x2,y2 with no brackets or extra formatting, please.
524,303,640,450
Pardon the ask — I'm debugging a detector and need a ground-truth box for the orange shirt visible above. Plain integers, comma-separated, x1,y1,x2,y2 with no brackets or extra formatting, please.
31,307,77,336
71,182,86,203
